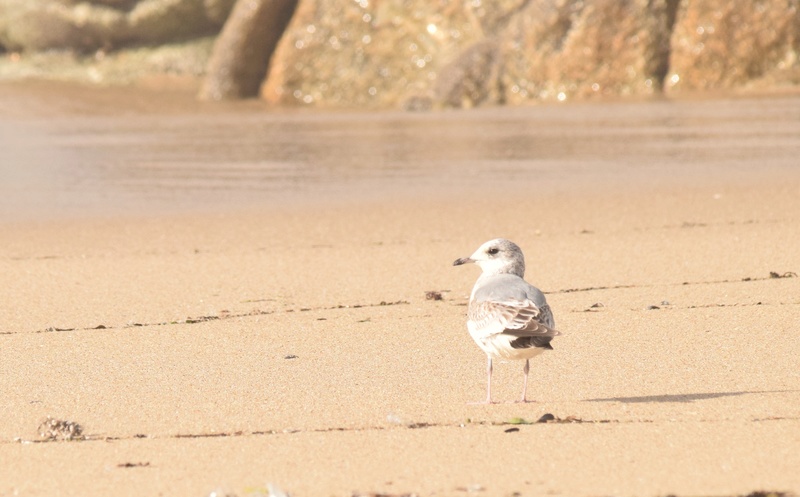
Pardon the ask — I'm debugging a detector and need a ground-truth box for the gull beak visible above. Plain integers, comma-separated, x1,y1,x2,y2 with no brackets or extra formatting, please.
453,257,473,266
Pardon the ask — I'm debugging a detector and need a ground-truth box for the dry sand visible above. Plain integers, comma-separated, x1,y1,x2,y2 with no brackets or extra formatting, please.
1,84,799,497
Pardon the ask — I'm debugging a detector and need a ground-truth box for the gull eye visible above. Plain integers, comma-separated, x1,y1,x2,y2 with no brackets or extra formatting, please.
487,247,499,255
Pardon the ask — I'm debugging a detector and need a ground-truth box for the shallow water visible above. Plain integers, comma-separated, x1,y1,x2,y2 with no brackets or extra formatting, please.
2,82,799,221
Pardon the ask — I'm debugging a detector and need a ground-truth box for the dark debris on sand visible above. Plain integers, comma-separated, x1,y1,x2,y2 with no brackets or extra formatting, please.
425,291,444,301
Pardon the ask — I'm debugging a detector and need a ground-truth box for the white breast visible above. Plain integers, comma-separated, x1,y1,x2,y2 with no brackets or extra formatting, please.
467,320,548,360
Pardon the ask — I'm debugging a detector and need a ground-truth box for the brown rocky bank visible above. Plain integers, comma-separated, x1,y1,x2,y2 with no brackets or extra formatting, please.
1,0,799,108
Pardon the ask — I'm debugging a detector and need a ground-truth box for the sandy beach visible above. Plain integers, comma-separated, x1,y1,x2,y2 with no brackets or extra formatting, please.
1,83,799,497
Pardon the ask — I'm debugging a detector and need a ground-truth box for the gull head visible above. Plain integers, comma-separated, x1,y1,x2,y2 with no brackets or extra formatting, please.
453,238,526,277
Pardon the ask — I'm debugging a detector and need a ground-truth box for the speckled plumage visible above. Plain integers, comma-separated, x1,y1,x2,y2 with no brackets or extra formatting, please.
454,238,561,403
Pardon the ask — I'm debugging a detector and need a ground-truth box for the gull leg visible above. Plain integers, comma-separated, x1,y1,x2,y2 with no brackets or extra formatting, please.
467,355,495,405
519,359,530,403
485,355,493,404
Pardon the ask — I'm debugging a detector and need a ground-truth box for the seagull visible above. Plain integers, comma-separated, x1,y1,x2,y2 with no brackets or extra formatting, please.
453,238,561,404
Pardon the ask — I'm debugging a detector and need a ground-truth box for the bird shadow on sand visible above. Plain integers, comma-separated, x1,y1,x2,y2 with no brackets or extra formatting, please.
583,390,796,404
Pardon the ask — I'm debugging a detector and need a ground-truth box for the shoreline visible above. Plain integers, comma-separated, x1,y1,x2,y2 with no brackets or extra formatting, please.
3,80,800,224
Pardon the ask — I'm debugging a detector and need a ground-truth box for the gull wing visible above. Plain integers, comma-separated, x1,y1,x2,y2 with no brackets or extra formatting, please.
468,299,560,345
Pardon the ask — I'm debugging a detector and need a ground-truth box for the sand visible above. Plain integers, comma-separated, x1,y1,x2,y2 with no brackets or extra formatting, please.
1,84,799,497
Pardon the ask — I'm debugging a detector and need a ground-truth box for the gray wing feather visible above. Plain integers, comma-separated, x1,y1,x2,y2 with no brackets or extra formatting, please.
472,274,549,308
468,299,560,341
538,304,555,329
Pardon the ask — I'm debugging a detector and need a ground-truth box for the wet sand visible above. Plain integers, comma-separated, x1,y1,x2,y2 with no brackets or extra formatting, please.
1,82,800,496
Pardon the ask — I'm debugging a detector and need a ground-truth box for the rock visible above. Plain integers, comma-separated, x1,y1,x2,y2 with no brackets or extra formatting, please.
199,0,299,100
0,0,126,52
434,39,504,108
263,0,684,107
666,0,800,92
0,0,236,52
126,0,228,45
263,0,800,108
1,0,797,105
85,0,140,8
499,0,678,104
204,0,237,24
261,0,492,107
